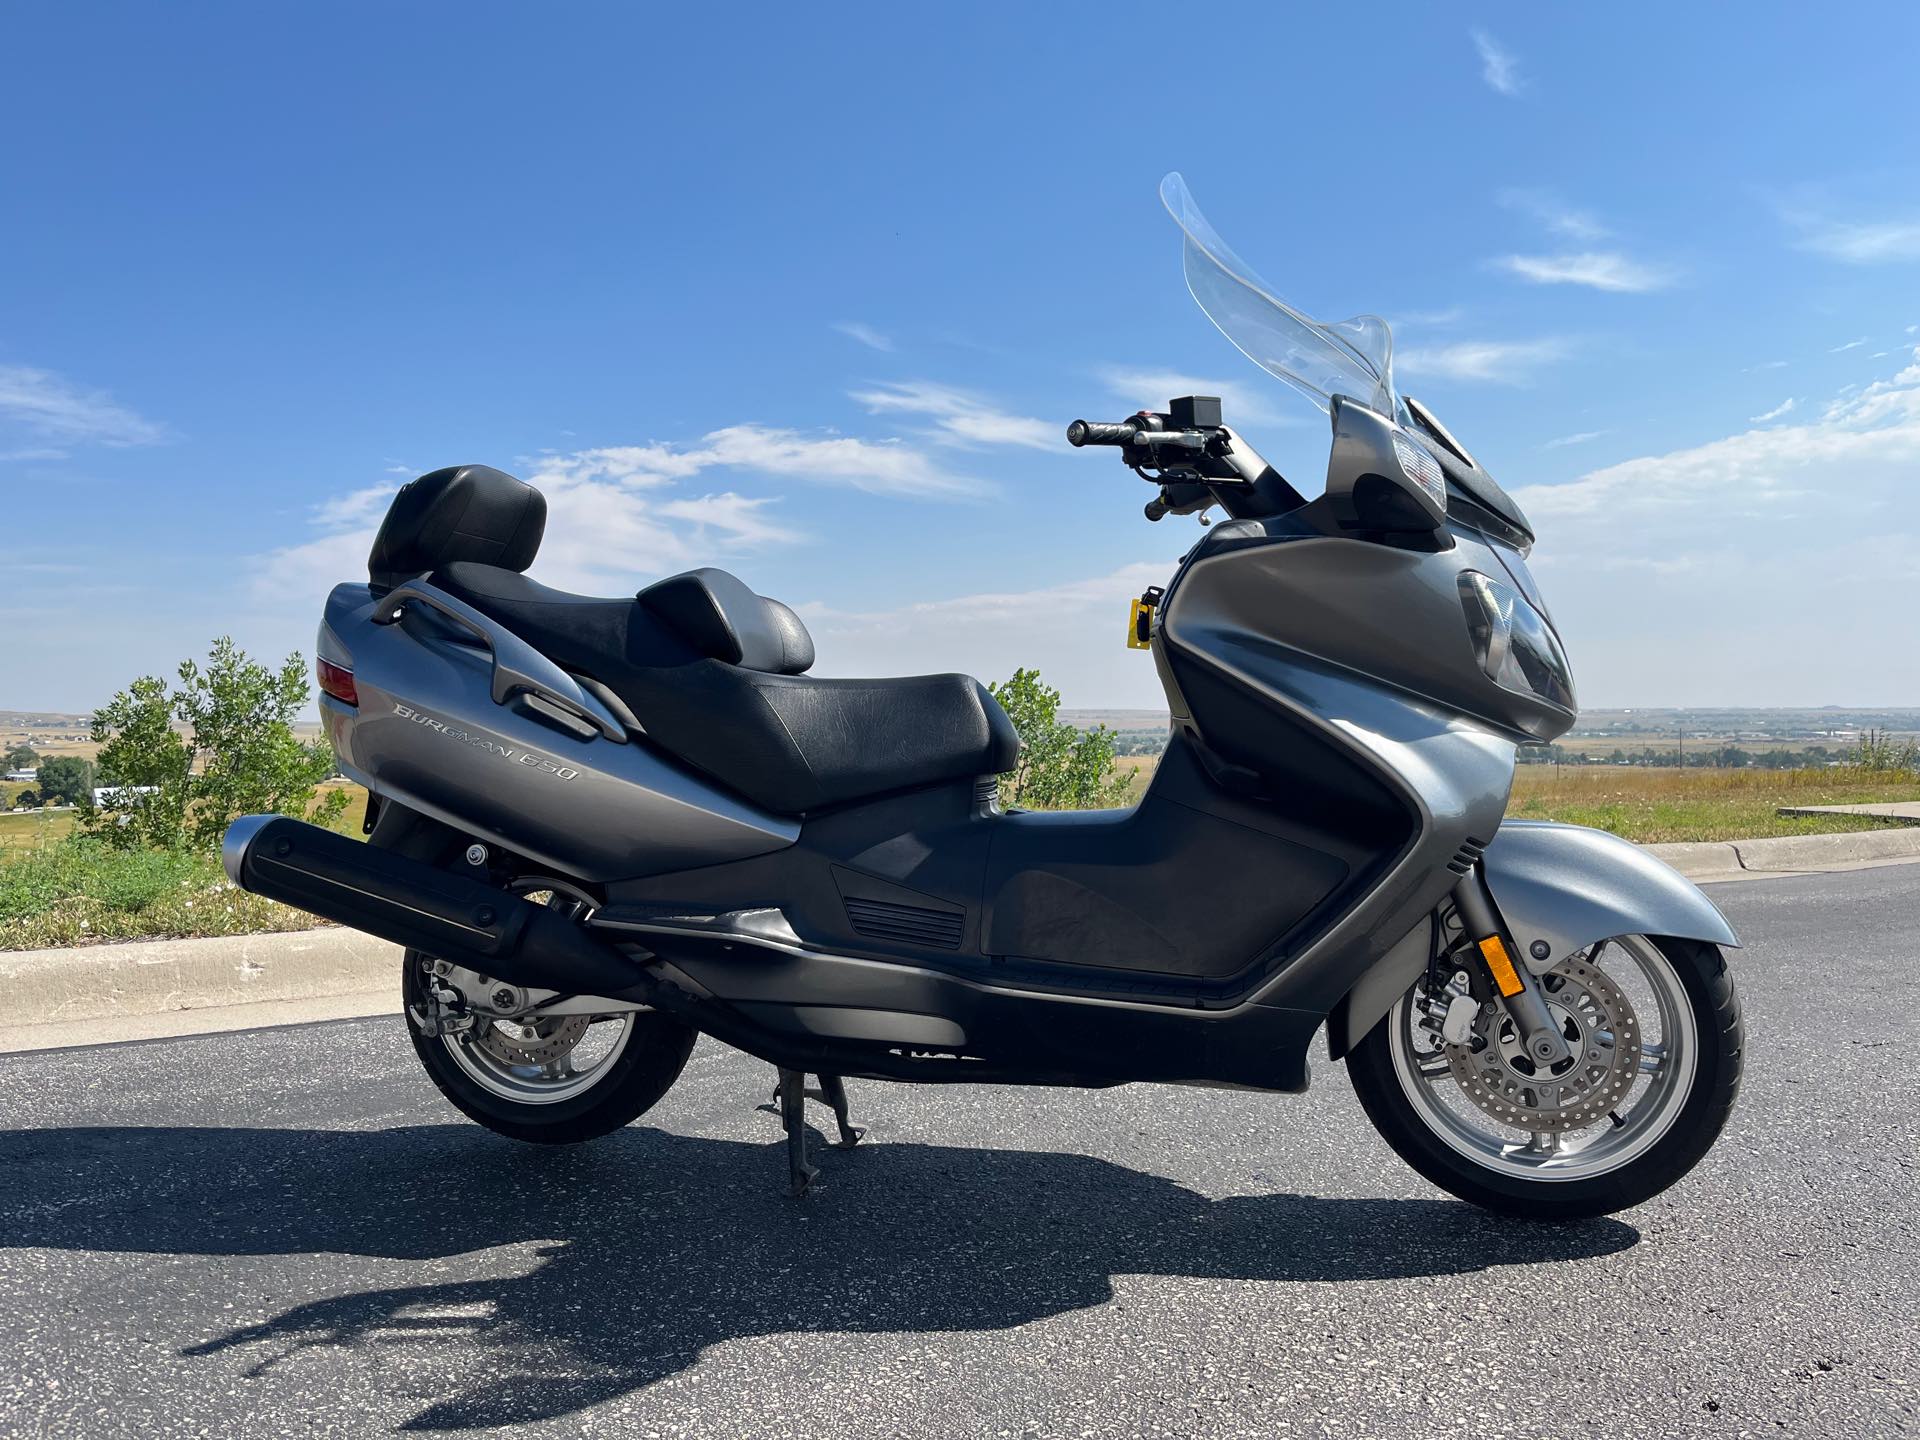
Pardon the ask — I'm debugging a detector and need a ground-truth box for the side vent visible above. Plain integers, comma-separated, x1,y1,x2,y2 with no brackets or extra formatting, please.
844,898,965,950
1446,836,1490,876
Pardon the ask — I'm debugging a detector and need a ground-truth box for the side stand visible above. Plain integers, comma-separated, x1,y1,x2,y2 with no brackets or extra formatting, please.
772,1068,865,1197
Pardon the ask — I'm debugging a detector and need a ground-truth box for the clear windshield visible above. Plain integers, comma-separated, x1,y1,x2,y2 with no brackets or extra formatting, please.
1161,172,1401,421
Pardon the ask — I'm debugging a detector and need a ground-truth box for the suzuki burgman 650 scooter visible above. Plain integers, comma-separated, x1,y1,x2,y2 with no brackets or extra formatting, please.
225,174,1742,1218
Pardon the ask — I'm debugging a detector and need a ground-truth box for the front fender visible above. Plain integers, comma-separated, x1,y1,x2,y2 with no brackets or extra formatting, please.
1327,819,1740,1059
1484,820,1740,973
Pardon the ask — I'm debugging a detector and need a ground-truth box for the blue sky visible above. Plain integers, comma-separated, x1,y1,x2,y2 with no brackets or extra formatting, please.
4,4,1918,713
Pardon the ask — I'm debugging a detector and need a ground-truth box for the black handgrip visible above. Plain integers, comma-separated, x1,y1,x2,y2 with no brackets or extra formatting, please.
1066,419,1140,447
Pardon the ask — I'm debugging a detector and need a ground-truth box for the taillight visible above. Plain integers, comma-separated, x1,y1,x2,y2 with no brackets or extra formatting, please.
317,657,358,706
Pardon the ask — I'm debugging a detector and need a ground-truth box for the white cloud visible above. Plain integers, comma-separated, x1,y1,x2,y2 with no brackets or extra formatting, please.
1517,350,1920,524
653,492,798,548
1392,306,1468,329
258,456,809,603
1748,397,1797,423
833,321,894,352
253,408,997,604
0,364,168,447
1498,189,1607,241
1097,367,1290,426
524,443,707,489
1829,337,1867,353
313,484,402,529
849,381,1057,450
521,425,984,499
800,561,1176,706
1543,430,1607,449
1493,252,1675,292
1396,338,1569,384
1791,215,1920,264
1471,29,1522,96
1513,349,1920,704
1743,360,1789,372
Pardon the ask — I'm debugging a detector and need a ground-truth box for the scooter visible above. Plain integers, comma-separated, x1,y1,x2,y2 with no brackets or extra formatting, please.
225,173,1742,1218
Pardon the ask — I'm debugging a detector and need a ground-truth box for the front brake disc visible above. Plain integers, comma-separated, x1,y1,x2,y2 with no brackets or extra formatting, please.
1446,953,1643,1132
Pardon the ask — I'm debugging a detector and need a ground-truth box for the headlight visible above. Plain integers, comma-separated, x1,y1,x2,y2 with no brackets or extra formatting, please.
1458,571,1576,711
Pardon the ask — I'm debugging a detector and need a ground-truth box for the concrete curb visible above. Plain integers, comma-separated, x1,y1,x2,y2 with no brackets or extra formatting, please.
0,928,399,1031
1641,840,1744,877
1647,826,1920,882
1733,827,1920,870
4,826,1919,1040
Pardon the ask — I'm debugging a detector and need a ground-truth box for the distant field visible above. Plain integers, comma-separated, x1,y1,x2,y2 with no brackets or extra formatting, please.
1102,757,1918,844
1506,765,1920,843
0,807,77,856
0,781,367,862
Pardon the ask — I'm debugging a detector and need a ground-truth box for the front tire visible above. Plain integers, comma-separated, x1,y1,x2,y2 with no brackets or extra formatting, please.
1348,934,1742,1219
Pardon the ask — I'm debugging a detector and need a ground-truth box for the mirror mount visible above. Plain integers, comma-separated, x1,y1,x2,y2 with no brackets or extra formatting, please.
1323,395,1450,536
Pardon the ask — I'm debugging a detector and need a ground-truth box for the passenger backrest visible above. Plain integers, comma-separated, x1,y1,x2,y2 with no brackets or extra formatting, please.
368,465,545,592
637,567,815,675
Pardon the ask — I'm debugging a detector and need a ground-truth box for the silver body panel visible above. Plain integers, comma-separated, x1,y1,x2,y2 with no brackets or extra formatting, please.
1158,526,1518,1020
1484,820,1741,972
320,584,797,883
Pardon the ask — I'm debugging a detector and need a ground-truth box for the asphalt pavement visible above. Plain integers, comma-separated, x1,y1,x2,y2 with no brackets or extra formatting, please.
1,866,1916,1438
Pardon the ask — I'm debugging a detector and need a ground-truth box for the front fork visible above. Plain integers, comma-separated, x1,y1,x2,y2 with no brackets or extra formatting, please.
1451,869,1573,1069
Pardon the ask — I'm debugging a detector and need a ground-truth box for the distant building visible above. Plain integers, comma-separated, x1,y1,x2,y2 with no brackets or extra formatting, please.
92,785,160,806
4,769,37,782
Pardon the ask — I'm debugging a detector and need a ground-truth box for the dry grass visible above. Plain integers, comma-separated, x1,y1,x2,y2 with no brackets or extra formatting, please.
1101,757,1919,844
0,781,373,950
1507,765,1920,843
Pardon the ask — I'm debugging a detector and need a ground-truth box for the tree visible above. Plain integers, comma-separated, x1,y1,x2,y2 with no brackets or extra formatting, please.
86,637,349,850
4,743,37,771
988,668,1134,811
13,789,38,809
36,756,95,807
86,674,192,847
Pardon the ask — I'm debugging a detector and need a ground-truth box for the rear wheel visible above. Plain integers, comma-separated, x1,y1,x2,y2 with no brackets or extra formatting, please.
1348,934,1741,1219
401,881,696,1144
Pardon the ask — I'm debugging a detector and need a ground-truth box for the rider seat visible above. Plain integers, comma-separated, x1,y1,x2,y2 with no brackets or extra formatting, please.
369,466,1017,815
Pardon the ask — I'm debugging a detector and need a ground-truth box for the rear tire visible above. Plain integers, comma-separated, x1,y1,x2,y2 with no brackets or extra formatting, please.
1348,935,1742,1220
402,949,697,1145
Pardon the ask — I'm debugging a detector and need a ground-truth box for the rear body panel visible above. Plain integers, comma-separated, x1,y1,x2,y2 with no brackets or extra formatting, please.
321,583,796,883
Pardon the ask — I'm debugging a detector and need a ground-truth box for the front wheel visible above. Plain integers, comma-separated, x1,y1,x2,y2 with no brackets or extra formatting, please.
1348,934,1742,1219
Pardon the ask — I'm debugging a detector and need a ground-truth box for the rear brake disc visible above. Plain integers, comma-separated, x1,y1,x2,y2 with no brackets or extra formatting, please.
473,1014,591,1068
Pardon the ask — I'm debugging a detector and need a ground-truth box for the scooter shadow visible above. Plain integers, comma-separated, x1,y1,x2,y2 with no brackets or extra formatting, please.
0,1122,1638,1431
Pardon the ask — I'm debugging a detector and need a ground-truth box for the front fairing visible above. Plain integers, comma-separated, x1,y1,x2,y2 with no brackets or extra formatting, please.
1165,516,1576,744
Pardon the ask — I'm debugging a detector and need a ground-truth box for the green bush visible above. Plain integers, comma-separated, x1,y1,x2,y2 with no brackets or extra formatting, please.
988,668,1133,811
0,838,200,920
87,636,348,850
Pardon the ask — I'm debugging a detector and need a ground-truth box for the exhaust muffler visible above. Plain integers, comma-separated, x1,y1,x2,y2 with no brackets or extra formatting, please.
222,814,649,998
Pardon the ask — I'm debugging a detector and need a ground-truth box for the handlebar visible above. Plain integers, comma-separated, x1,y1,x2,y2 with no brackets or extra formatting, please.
1066,395,1297,524
1065,419,1140,448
